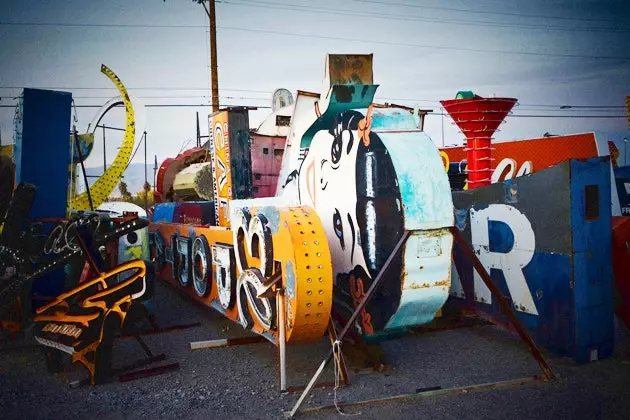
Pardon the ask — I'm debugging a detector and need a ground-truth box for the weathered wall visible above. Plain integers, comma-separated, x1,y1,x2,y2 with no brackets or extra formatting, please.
250,134,286,198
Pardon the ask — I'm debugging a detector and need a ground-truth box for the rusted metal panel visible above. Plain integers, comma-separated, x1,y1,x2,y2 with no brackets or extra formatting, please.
326,54,374,86
450,157,614,363
227,109,253,200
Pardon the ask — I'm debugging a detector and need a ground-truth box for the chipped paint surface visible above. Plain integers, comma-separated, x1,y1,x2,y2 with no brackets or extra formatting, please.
378,129,453,230
450,158,615,363
385,229,453,329
370,108,417,131
229,200,283,235
276,57,455,334
470,204,538,315
275,91,319,199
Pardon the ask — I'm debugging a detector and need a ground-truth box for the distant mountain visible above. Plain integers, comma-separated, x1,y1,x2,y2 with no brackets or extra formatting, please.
83,163,153,195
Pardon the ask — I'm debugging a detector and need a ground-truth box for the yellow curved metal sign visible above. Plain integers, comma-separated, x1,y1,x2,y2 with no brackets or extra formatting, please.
69,65,135,211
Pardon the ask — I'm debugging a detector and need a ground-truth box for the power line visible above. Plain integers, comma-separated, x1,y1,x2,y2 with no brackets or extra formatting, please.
220,0,629,33
0,94,626,110
0,103,270,109
349,0,627,24
0,102,624,117
217,26,630,60
509,114,627,118
0,85,275,93
516,104,625,109
433,112,627,119
0,95,271,100
1,21,628,60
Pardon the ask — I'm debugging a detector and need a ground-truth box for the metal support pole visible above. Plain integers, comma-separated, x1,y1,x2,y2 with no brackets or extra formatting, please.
278,288,287,392
153,155,158,192
288,230,411,418
449,226,556,381
102,124,107,173
143,131,148,212
73,131,94,212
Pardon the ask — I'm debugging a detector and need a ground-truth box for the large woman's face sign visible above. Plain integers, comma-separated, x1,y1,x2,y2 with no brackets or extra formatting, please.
298,111,368,278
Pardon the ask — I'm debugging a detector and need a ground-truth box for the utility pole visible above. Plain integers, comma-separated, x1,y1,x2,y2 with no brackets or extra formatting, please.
200,0,219,112
196,111,201,147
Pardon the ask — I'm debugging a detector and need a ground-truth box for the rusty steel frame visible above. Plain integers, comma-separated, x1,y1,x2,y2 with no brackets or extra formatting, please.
288,230,411,417
189,292,349,394
288,227,556,417
284,319,351,394
449,226,556,381
118,362,181,383
295,376,541,415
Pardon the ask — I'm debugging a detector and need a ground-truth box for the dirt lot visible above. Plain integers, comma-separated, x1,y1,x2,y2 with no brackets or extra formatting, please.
1,280,629,420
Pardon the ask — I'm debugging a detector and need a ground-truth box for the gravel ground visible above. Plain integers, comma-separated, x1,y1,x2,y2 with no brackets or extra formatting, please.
1,280,629,420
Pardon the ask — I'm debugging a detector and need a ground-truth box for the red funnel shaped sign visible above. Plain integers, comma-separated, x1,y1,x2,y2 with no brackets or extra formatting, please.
441,96,517,189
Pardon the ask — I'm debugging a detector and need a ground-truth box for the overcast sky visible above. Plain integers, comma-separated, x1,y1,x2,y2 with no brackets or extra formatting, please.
1,0,629,174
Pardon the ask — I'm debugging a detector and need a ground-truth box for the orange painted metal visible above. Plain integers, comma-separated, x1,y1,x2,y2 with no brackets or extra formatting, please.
209,111,232,227
149,205,333,345
34,259,148,384
440,132,600,181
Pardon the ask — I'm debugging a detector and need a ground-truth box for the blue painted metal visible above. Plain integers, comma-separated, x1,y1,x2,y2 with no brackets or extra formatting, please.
377,128,453,230
152,202,177,223
570,158,614,362
450,157,614,363
16,89,72,218
15,89,72,302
